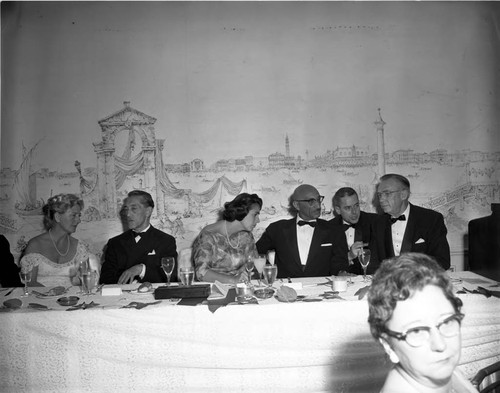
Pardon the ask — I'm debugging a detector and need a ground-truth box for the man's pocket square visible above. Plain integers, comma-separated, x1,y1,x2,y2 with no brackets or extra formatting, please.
148,250,156,255
321,243,332,247
415,238,426,244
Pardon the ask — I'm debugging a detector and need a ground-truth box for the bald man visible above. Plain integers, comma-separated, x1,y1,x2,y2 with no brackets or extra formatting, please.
256,184,348,278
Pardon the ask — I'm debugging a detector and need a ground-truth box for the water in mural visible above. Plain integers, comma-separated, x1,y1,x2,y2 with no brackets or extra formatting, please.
1,103,499,267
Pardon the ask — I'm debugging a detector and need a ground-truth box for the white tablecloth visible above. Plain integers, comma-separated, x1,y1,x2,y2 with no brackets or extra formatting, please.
1,273,499,393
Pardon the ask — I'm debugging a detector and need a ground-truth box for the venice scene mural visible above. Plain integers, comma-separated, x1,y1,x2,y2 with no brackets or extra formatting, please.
1,2,499,271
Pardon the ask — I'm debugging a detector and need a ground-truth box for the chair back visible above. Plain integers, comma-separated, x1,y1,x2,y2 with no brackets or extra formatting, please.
471,361,500,393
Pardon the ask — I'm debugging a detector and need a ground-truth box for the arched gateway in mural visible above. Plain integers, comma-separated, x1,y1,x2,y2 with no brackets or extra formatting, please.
91,101,247,219
92,101,167,217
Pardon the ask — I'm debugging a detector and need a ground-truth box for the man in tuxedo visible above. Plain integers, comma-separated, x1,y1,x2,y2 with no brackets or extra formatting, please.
468,203,500,281
330,187,380,275
100,190,178,284
375,173,450,269
256,184,348,278
0,235,22,287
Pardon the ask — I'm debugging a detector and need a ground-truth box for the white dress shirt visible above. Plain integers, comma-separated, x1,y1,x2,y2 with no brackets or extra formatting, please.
391,205,410,256
296,217,315,266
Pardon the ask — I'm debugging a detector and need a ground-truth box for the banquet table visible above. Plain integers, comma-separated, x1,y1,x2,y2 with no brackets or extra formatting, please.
1,271,499,393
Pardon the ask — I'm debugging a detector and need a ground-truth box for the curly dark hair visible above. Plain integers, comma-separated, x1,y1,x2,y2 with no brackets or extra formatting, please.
222,193,263,222
43,194,84,230
367,253,462,340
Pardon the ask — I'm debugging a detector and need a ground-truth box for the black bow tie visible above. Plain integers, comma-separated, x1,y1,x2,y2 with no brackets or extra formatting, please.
133,231,144,239
343,223,356,231
298,220,317,228
390,215,406,224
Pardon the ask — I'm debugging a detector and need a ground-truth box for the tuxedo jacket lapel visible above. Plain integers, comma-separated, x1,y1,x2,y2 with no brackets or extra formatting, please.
401,207,416,253
284,220,303,272
306,225,324,266
384,215,395,258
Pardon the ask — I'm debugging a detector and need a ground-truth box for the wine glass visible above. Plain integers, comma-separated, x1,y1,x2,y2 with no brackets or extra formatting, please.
253,254,266,287
82,270,97,295
245,257,255,284
263,265,278,290
161,257,176,286
359,249,371,282
19,269,32,297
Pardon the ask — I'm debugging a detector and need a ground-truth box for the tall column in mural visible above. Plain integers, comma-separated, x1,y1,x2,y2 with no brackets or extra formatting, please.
285,134,290,157
155,139,165,217
374,108,386,176
93,139,117,218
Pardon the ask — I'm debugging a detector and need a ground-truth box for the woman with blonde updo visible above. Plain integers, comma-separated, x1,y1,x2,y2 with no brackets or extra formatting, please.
20,194,96,287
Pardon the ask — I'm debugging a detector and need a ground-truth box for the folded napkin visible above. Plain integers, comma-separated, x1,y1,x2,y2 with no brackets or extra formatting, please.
207,288,236,313
208,281,230,300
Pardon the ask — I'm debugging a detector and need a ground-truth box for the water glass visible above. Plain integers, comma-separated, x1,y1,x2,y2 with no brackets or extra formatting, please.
332,276,348,292
82,270,98,295
179,266,194,286
235,282,254,304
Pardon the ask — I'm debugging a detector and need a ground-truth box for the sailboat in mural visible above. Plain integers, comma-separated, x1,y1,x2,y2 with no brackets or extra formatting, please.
13,141,43,216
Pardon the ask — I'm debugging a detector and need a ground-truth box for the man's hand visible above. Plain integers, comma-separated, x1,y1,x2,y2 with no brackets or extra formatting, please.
348,241,368,261
118,264,144,284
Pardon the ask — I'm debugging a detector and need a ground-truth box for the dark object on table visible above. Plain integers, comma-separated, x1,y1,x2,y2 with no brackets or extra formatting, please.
154,284,211,299
0,235,23,287
471,360,500,393
57,296,80,306
468,203,500,281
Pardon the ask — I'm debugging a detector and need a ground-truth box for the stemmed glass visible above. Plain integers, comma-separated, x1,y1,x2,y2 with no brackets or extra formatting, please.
19,268,32,297
161,257,176,287
263,265,278,291
253,254,266,287
245,256,255,285
359,249,371,282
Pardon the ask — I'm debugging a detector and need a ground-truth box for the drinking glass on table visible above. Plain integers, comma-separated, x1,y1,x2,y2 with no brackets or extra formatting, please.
179,266,194,286
253,254,266,287
19,268,32,297
82,270,98,295
244,256,255,284
359,249,371,282
161,257,176,286
263,265,278,290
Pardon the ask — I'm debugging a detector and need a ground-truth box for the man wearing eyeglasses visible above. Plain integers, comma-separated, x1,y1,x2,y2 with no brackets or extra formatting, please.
256,184,348,278
375,173,450,269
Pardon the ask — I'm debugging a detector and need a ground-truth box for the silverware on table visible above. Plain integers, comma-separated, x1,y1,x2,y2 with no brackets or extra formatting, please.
3,288,15,296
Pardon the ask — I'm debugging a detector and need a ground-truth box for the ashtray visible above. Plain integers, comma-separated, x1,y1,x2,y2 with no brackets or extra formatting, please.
57,296,79,306
254,287,275,299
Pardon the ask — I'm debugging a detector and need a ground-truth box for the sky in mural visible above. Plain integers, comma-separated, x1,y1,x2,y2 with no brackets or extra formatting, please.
2,2,499,171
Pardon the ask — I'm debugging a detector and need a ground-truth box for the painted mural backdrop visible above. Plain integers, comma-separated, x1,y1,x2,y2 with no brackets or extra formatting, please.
1,2,499,270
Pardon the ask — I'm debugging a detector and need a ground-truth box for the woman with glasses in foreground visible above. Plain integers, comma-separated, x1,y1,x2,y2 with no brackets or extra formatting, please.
367,253,477,393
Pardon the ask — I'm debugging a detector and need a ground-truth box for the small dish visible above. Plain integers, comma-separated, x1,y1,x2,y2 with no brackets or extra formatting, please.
57,296,79,306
